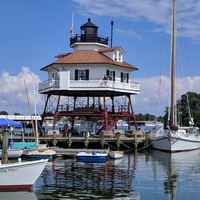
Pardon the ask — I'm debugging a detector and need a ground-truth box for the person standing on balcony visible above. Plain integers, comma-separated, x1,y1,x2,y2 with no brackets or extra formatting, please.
103,74,109,87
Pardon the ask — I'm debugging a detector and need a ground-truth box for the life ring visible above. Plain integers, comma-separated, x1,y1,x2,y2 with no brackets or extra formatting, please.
83,132,90,137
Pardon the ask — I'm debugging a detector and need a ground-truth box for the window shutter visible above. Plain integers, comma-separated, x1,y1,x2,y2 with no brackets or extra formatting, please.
121,72,123,82
106,70,109,76
127,73,129,83
113,71,115,81
86,69,89,80
75,69,78,80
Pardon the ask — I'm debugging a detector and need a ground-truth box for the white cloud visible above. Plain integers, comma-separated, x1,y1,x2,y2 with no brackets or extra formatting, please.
132,75,200,116
115,29,144,40
0,67,44,115
0,67,199,117
73,0,200,41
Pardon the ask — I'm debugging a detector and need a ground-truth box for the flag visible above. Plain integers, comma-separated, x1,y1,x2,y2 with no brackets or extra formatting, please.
70,12,74,37
70,25,74,36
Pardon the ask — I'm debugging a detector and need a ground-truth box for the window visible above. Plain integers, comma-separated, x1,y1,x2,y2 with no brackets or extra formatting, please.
121,72,129,83
114,52,117,61
118,52,122,62
106,70,115,81
113,51,122,62
75,69,89,80
52,73,55,79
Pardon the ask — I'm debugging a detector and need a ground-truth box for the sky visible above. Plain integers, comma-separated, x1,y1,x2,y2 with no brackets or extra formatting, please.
0,0,200,117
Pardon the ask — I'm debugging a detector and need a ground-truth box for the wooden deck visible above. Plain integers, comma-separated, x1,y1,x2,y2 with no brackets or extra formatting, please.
12,132,150,152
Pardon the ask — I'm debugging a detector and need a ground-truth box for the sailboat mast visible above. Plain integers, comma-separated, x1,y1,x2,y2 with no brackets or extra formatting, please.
170,0,176,125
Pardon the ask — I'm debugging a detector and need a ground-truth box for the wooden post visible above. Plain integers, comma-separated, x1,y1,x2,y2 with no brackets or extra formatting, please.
134,132,138,149
145,133,150,147
21,130,25,142
1,131,9,164
115,132,121,150
68,132,72,148
100,133,105,149
53,131,57,146
84,133,89,148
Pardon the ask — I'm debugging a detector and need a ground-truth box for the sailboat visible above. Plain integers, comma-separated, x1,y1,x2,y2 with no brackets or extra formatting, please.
0,118,47,189
150,0,200,152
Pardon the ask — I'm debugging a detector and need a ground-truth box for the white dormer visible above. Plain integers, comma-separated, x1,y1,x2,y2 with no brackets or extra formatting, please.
113,51,123,62
98,46,125,62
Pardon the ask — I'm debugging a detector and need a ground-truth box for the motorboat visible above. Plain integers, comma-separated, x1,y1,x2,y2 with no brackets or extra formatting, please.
76,150,108,163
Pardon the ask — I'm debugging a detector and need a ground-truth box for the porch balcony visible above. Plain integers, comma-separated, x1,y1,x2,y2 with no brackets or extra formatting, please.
38,78,140,95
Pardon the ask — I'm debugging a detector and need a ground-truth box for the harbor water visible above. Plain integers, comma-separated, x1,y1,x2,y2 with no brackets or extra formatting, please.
1,149,200,200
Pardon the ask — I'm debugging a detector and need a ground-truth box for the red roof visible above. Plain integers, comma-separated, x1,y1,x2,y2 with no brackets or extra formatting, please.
41,49,138,70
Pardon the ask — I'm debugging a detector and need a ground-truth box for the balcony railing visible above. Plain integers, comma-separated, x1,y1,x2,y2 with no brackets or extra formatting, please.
39,78,140,94
70,34,109,46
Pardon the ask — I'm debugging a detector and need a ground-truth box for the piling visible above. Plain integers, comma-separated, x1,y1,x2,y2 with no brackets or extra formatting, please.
53,131,57,146
68,132,72,148
115,132,121,150
84,133,89,148
100,133,105,149
134,132,138,149
1,131,9,164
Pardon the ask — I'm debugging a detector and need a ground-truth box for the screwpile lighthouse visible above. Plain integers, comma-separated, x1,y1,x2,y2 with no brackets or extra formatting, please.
38,18,140,135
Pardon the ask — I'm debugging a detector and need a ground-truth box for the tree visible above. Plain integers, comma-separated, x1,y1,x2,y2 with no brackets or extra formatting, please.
178,92,200,127
0,111,8,115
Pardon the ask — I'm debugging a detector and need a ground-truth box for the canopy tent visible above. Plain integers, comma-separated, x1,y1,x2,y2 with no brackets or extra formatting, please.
0,118,22,127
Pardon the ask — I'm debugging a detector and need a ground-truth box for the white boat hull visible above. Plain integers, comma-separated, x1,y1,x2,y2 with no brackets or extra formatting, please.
151,129,200,152
109,151,124,159
0,149,23,158
0,159,48,189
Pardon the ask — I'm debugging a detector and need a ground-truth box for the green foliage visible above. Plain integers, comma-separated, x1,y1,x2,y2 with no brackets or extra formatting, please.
178,92,200,127
0,111,8,115
135,113,159,122
135,92,200,128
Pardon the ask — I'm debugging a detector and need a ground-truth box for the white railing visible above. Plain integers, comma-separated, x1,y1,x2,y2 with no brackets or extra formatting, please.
0,115,41,121
39,78,140,93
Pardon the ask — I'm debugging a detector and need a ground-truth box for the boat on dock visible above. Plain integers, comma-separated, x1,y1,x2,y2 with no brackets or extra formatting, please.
109,151,124,159
76,150,108,163
23,149,56,161
0,148,23,158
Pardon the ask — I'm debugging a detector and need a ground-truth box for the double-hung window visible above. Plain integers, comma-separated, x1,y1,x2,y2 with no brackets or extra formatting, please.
121,72,129,83
75,69,89,80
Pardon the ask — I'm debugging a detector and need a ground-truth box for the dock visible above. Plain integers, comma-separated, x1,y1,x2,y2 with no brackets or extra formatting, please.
12,130,151,153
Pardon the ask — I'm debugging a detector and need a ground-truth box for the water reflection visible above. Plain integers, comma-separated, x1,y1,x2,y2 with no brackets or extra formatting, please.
1,149,199,199
151,149,200,200
0,191,36,200
35,154,140,199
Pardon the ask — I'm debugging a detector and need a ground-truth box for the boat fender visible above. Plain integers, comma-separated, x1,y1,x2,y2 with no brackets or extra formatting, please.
83,132,90,137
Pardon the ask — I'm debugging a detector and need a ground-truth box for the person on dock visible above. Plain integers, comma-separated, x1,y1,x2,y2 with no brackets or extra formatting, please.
63,123,68,137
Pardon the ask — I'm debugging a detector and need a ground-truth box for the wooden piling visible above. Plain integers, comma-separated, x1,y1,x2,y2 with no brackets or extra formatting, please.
68,132,72,148
1,131,9,164
115,132,121,150
84,133,89,148
53,131,57,146
100,133,105,149
134,132,138,149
